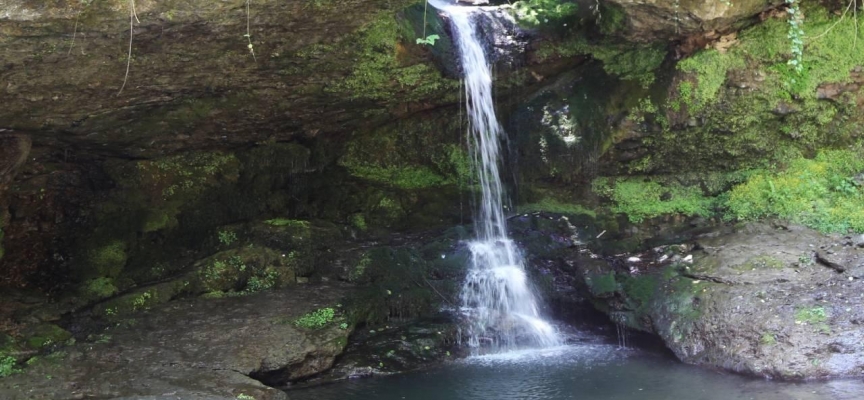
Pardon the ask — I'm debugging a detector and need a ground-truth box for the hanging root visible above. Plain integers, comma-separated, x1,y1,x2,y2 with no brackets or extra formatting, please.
68,11,80,55
245,0,256,61
118,0,140,95
810,0,861,48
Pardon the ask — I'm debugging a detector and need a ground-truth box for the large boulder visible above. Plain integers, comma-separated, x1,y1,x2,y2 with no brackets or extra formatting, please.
604,0,784,41
0,283,353,399
558,221,864,379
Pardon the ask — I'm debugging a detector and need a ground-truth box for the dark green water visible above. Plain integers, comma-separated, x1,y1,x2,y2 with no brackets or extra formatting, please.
289,344,864,400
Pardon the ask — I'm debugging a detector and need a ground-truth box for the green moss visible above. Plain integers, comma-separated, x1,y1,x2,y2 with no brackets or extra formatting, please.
726,149,864,233
795,306,828,324
86,240,128,278
80,277,118,300
760,333,777,345
340,122,469,190
195,247,296,294
264,219,310,229
24,324,72,349
677,49,746,112
621,274,658,314
587,272,617,296
598,2,626,35
350,213,368,231
538,37,666,86
592,177,716,223
330,14,458,102
348,165,450,189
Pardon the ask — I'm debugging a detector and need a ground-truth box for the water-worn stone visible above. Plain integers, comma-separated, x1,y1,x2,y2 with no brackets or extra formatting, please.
0,284,352,399
592,223,864,379
606,0,784,41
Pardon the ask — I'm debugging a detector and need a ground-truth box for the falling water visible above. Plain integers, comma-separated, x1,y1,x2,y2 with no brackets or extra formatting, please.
431,0,561,351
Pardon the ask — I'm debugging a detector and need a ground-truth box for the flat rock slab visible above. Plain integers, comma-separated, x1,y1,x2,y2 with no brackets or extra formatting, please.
0,284,352,400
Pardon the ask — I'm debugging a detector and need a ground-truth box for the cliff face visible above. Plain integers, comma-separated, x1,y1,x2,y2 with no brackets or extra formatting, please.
2,0,863,389
1,0,460,155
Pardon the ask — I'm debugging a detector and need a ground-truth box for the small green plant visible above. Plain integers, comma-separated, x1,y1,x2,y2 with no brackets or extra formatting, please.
339,322,349,330
795,306,827,324
294,307,336,329
218,230,238,246
237,394,256,400
0,356,20,378
514,0,578,27
760,333,777,345
132,291,153,311
785,0,805,74
416,34,440,46
244,270,279,293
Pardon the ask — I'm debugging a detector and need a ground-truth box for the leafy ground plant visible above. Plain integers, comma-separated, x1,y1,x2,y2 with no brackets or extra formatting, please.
294,307,336,329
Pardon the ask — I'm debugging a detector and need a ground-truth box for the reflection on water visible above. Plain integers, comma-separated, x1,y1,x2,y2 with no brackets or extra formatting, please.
289,344,864,400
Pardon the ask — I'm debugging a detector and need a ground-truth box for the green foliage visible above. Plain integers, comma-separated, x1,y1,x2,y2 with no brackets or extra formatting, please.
785,0,804,73
726,149,864,233
217,230,238,246
592,177,716,223
350,214,368,231
236,394,256,400
795,306,827,324
760,333,777,345
514,0,578,27
294,307,336,329
131,291,153,311
415,34,439,46
0,356,20,378
244,270,279,293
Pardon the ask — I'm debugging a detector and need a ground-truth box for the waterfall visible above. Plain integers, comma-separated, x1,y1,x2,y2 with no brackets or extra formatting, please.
431,0,561,351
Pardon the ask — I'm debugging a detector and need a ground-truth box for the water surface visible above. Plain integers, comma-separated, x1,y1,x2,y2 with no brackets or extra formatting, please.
290,343,864,400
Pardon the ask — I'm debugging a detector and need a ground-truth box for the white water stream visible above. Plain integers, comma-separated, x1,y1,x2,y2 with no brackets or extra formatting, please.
430,0,561,351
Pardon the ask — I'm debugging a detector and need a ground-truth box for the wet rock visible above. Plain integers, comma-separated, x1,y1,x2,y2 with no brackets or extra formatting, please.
566,222,864,379
303,314,465,384
0,284,352,399
606,0,784,42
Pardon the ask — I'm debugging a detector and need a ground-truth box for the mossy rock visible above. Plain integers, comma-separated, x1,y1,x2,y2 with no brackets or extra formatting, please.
78,277,119,302
21,324,71,350
192,246,297,294
79,240,128,279
92,279,196,318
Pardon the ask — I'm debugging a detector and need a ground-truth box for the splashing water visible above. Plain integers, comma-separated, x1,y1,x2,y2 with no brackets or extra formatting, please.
431,0,561,351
